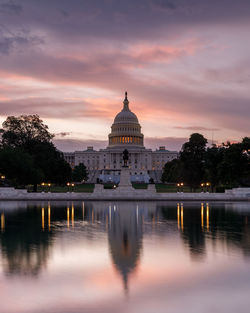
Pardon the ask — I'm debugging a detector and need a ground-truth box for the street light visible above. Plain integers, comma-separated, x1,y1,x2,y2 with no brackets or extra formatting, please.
48,183,51,192
41,182,45,193
177,183,180,193
180,182,184,193
71,183,75,192
206,182,210,193
0,175,5,180
201,183,204,193
66,182,70,192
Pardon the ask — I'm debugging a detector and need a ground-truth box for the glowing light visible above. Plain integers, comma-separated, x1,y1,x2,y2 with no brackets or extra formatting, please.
48,203,51,231
181,203,184,232
1,213,5,233
67,206,70,228
177,203,180,230
206,203,209,231
201,203,204,231
42,207,45,230
71,203,74,228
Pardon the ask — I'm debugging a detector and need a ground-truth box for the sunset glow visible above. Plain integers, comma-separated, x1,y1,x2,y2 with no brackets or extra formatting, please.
0,0,249,151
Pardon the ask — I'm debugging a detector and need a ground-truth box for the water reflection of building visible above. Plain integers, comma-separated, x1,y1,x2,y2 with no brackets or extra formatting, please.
1,200,250,280
107,203,143,293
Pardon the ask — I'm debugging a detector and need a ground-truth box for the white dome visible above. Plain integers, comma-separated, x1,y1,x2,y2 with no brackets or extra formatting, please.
108,92,144,147
113,92,139,124
114,110,139,124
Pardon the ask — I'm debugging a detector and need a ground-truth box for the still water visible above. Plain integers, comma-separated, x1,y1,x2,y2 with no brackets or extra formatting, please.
0,201,250,313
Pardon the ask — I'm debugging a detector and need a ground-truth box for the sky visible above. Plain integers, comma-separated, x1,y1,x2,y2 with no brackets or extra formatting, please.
0,0,249,151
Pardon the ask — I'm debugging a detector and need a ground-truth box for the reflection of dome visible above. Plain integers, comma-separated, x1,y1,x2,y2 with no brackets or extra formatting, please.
108,92,144,147
108,205,143,294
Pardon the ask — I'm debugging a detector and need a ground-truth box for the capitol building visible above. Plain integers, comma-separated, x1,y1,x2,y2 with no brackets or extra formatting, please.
64,92,178,183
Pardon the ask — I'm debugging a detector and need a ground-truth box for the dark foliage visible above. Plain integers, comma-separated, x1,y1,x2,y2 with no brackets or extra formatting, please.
0,115,72,188
72,163,88,182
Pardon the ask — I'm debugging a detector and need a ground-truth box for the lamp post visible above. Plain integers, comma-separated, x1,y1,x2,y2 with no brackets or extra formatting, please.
206,182,210,193
71,183,75,192
180,182,184,193
48,183,51,193
201,183,204,193
67,182,70,192
41,182,45,193
177,183,180,193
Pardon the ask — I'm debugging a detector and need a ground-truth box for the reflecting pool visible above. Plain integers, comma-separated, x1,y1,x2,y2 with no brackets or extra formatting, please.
0,201,250,313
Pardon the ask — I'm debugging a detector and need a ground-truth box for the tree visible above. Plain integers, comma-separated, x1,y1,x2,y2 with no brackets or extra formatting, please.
28,141,72,185
72,163,88,182
1,115,54,148
218,138,250,187
180,133,208,190
0,147,42,187
161,159,183,183
204,145,224,191
0,115,72,190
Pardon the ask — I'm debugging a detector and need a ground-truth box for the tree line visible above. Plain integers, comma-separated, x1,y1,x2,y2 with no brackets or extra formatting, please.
0,115,88,190
162,133,250,191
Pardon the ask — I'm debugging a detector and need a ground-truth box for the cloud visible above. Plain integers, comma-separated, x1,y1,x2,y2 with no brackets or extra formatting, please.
174,126,220,132
152,0,177,11
0,1,22,15
55,132,70,137
0,27,43,55
53,136,187,152
53,138,107,152
0,0,249,145
0,96,118,120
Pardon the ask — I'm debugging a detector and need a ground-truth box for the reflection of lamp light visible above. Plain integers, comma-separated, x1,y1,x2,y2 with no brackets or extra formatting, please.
67,206,70,228
181,203,184,232
206,203,209,231
42,207,45,230
1,213,5,233
177,203,180,229
201,203,204,231
71,203,74,227
48,203,51,231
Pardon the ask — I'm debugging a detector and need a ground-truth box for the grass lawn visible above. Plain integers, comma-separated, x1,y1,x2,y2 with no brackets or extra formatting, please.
27,184,95,193
25,183,214,193
155,184,206,193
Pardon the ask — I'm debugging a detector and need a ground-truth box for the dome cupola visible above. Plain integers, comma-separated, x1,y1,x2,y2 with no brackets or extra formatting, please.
108,92,144,147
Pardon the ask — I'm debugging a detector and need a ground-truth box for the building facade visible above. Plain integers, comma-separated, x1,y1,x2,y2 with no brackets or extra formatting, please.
64,92,178,182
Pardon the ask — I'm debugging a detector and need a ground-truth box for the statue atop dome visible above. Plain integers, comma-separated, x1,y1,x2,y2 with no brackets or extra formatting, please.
123,91,129,111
